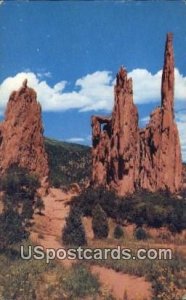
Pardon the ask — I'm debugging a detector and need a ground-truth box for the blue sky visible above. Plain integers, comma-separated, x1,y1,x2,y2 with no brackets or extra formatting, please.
0,0,186,158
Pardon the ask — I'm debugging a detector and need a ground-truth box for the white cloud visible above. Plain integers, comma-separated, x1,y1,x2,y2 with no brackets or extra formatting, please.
0,0,4,5
66,135,91,144
76,71,113,111
129,68,186,103
176,111,186,161
0,69,185,159
0,71,114,114
66,137,86,143
129,69,162,103
140,116,150,124
37,71,52,79
0,68,185,115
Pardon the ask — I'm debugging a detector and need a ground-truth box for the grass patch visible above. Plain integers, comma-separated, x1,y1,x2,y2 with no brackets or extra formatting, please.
0,240,102,300
60,263,100,299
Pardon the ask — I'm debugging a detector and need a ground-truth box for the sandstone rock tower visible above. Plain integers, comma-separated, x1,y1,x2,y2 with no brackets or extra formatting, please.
92,33,183,195
139,33,182,192
0,80,49,185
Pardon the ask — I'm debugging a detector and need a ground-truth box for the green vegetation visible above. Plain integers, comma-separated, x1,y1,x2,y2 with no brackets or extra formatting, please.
45,137,91,187
72,187,186,233
0,241,51,300
0,209,28,250
0,241,101,300
113,224,124,239
69,186,186,298
92,204,109,239
0,165,40,250
60,263,100,298
62,206,87,246
134,227,148,240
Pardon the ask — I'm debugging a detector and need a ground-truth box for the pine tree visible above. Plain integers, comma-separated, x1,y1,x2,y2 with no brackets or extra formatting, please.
92,204,109,239
62,206,87,246
114,224,124,239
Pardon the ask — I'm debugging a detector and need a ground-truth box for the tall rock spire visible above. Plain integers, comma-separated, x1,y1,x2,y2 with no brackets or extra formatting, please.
161,32,174,113
111,67,139,195
92,67,139,195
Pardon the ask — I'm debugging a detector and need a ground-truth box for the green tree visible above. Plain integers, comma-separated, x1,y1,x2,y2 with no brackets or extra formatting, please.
92,204,109,239
0,209,28,250
0,165,40,249
113,224,124,239
62,206,87,246
134,227,148,240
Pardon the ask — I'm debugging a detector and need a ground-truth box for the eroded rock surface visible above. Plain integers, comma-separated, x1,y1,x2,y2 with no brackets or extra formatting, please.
92,33,183,195
0,80,49,185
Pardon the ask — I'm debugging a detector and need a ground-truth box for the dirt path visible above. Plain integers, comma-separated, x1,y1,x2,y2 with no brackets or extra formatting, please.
31,188,152,299
91,265,152,300
31,188,74,267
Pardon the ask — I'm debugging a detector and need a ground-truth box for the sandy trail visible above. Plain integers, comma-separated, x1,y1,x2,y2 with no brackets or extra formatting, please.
31,188,74,267
31,188,152,299
91,265,152,300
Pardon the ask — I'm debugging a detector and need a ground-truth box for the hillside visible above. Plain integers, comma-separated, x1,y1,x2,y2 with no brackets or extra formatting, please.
45,137,91,187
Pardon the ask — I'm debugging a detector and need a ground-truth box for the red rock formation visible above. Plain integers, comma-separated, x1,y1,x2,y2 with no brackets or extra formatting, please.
111,67,139,195
0,79,49,186
92,115,111,186
92,33,183,195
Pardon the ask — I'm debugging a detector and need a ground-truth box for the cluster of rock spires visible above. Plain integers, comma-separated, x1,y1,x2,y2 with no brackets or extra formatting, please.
0,33,183,196
0,79,49,187
92,33,183,195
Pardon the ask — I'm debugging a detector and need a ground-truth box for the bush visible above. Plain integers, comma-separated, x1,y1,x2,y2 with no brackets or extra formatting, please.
0,209,28,251
62,207,87,246
72,186,118,218
60,264,100,298
1,164,39,206
92,204,109,239
0,241,52,300
113,225,124,239
0,165,41,250
134,227,148,240
52,177,61,188
72,187,186,233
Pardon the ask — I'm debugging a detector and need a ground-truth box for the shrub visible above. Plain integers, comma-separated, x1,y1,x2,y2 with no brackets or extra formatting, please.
72,187,186,233
113,225,124,239
134,227,148,240
60,264,100,298
62,206,87,246
1,164,40,224
92,204,109,239
0,242,51,300
0,209,28,250
0,165,41,250
52,177,61,188
1,164,39,206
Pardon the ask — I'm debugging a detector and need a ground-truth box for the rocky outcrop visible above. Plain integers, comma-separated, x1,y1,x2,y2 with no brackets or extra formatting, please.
92,33,183,195
0,79,49,185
